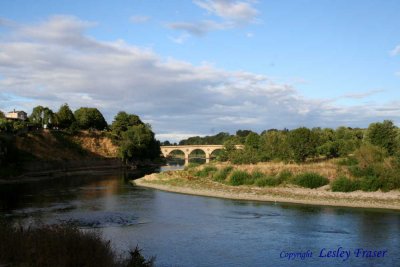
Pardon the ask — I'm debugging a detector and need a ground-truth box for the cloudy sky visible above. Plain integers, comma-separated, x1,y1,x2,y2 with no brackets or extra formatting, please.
1,0,400,141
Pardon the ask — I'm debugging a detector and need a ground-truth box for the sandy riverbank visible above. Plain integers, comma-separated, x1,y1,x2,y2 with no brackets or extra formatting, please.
133,173,400,211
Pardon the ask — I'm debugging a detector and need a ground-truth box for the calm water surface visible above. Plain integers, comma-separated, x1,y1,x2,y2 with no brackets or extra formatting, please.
1,166,399,267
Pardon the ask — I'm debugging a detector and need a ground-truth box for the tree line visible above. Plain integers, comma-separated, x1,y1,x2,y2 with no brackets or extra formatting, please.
0,104,160,163
176,121,399,164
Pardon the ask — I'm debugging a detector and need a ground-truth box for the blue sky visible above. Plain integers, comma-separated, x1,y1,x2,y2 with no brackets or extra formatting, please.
1,0,400,141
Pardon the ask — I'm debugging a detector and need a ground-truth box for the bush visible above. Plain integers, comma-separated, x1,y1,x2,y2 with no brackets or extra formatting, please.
229,149,260,164
0,222,154,267
360,175,385,192
184,162,201,171
212,166,233,182
331,176,360,192
195,165,217,178
255,175,281,187
336,157,358,166
353,144,387,169
293,173,329,189
229,170,252,186
277,170,293,183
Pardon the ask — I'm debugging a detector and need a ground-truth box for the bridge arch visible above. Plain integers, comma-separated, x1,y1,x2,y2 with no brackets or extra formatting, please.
161,145,243,165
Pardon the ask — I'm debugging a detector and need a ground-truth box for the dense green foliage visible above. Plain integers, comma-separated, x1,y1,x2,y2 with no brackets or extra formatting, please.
292,173,329,188
366,120,398,155
74,107,108,130
331,176,360,192
229,170,252,186
176,125,369,164
30,106,55,127
55,103,76,129
0,105,161,165
110,112,160,163
195,165,218,178
0,222,154,267
212,166,233,182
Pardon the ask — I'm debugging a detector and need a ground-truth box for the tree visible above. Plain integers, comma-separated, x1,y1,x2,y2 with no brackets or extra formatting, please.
288,127,318,162
0,110,4,119
245,132,260,150
366,120,398,155
111,111,143,138
55,103,75,129
74,107,107,130
259,130,291,161
30,106,54,127
119,124,160,162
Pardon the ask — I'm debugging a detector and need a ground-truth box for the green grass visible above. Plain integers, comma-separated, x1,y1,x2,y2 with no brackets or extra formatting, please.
0,222,154,267
184,162,201,171
194,165,218,178
292,172,329,189
331,176,360,192
212,166,233,182
229,170,252,186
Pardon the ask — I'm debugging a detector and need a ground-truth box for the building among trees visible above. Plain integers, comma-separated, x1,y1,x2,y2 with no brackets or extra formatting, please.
5,109,27,121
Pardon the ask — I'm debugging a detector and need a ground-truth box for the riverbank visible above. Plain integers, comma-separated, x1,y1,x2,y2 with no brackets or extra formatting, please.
133,171,400,211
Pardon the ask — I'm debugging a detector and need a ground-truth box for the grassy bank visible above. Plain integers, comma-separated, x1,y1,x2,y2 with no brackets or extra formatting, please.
0,222,154,267
133,161,400,210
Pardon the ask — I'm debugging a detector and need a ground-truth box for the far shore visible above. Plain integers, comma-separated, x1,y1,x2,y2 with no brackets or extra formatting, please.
133,173,400,211
0,159,161,184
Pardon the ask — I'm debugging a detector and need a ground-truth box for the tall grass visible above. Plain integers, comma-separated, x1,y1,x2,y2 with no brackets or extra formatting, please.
195,165,218,178
292,172,329,189
212,166,233,182
331,176,360,192
229,170,252,186
0,222,154,267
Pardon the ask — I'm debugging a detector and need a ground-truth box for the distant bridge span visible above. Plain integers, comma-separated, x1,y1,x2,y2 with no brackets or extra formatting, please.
161,145,243,165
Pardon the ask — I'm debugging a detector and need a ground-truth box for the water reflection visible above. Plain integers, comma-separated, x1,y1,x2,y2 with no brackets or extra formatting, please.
0,171,399,267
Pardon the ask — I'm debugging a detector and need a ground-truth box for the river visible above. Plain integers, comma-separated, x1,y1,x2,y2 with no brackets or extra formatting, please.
0,166,399,267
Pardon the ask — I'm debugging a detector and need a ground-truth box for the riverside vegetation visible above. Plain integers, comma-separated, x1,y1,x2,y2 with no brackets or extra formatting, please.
170,120,400,192
0,104,161,178
0,221,154,267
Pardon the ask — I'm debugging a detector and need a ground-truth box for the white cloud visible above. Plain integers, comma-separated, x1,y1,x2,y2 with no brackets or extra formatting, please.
168,33,190,44
341,89,384,99
130,15,150,24
167,0,260,36
1,16,399,141
194,0,258,23
390,45,400,56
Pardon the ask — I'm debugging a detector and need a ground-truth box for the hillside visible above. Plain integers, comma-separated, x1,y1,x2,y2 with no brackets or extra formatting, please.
0,130,121,179
15,130,118,161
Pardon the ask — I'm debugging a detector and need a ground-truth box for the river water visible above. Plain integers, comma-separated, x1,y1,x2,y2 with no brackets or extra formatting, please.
0,166,399,267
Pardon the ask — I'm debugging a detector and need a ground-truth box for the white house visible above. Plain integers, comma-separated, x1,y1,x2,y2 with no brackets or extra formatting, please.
5,109,28,121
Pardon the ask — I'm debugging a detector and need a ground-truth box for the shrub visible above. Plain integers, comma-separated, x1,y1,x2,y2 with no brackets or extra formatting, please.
293,172,329,189
353,144,387,169
336,157,358,166
360,175,385,192
0,222,154,267
184,162,201,171
277,170,293,183
195,165,217,178
255,175,281,187
229,149,260,164
212,166,233,182
229,170,252,186
331,176,360,192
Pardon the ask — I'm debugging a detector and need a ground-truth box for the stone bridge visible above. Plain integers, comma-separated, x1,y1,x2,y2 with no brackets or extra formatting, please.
161,145,243,165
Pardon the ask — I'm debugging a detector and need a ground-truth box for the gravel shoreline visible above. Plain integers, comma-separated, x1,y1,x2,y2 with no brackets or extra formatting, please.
133,173,400,211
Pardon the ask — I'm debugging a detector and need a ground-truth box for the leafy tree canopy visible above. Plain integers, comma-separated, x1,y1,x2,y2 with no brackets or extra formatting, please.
30,106,54,126
56,103,75,129
74,107,107,130
366,120,398,155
